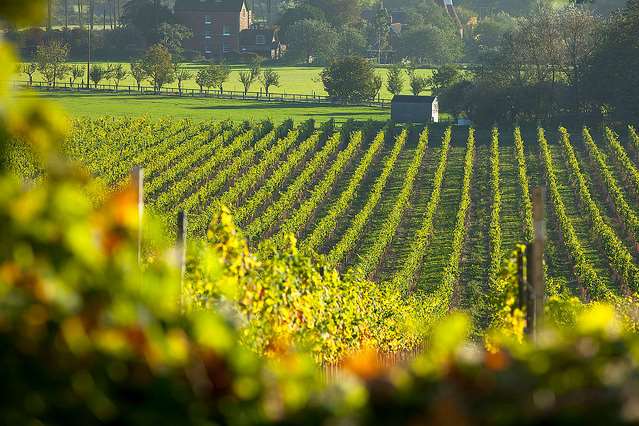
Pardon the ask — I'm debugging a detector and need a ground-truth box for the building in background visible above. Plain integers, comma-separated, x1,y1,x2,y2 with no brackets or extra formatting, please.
174,0,252,58
391,95,439,123
239,23,284,59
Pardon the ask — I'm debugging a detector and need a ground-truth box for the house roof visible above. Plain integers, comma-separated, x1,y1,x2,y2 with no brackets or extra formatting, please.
391,95,437,104
174,0,248,13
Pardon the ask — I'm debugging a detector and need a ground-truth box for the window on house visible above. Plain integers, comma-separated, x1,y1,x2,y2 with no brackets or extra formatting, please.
222,42,231,53
222,24,231,36
204,15,212,24
255,35,265,45
204,30,212,38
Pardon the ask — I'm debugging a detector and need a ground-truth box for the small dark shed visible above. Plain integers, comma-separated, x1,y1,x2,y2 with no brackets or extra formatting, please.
391,95,439,123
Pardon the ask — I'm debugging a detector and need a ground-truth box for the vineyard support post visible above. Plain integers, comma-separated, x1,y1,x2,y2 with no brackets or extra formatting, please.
517,247,527,312
176,211,187,312
131,166,144,267
527,187,545,339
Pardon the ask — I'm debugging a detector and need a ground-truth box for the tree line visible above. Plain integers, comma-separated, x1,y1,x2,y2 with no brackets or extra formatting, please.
439,0,639,125
19,41,286,96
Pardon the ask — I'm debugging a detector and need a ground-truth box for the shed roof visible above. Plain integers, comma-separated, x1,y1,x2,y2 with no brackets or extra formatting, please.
391,95,437,104
174,0,248,13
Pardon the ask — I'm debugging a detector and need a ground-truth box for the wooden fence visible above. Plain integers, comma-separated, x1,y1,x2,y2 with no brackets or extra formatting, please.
14,80,392,109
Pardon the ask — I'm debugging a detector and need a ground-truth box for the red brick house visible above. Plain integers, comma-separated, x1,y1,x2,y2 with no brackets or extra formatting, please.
174,0,252,58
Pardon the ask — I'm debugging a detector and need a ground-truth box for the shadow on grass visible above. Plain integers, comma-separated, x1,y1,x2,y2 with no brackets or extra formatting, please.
31,92,387,111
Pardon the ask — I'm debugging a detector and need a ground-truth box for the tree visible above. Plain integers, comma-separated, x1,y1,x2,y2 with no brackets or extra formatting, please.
277,3,326,44
406,63,429,95
284,18,337,64
558,4,598,109
239,70,256,96
195,67,213,92
439,80,474,120
386,62,404,95
107,63,128,90
77,0,84,28
372,73,383,100
63,0,69,28
48,0,53,31
260,68,280,96
308,0,363,28
35,40,70,88
581,0,639,121
174,64,193,95
158,23,193,59
121,0,174,43
238,58,262,96
21,63,37,86
89,64,106,87
141,44,175,92
370,3,391,64
130,60,146,91
396,24,463,65
211,62,231,93
70,64,84,86
337,26,368,57
320,56,379,103
429,64,462,96
469,12,517,58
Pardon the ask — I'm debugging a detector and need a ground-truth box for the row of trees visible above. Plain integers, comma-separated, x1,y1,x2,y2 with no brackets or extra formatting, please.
385,62,462,96
22,40,284,96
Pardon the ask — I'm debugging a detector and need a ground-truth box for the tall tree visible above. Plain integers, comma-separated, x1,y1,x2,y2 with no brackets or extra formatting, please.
130,60,147,91
371,2,390,64
21,63,38,86
386,62,404,95
47,0,53,31
284,18,337,64
174,63,192,94
77,0,84,28
35,40,71,88
211,62,231,92
89,0,95,30
141,44,175,92
320,56,379,102
260,68,281,96
558,4,598,109
582,0,639,120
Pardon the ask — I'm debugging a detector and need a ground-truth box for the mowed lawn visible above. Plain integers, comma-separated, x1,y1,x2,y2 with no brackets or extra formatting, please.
17,64,434,98
22,91,390,122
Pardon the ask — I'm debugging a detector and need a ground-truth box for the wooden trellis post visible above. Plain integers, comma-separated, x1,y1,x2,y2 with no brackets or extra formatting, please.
131,166,144,267
525,187,546,339
176,210,187,312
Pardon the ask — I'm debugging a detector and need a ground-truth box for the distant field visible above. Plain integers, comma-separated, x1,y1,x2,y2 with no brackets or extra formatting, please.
21,91,390,122
17,63,434,98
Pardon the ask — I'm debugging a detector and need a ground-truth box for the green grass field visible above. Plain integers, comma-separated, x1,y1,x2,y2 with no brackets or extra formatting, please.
22,91,390,122
18,63,434,98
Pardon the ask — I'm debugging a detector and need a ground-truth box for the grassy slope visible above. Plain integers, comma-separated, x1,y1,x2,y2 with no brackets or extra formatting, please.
22,92,389,123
